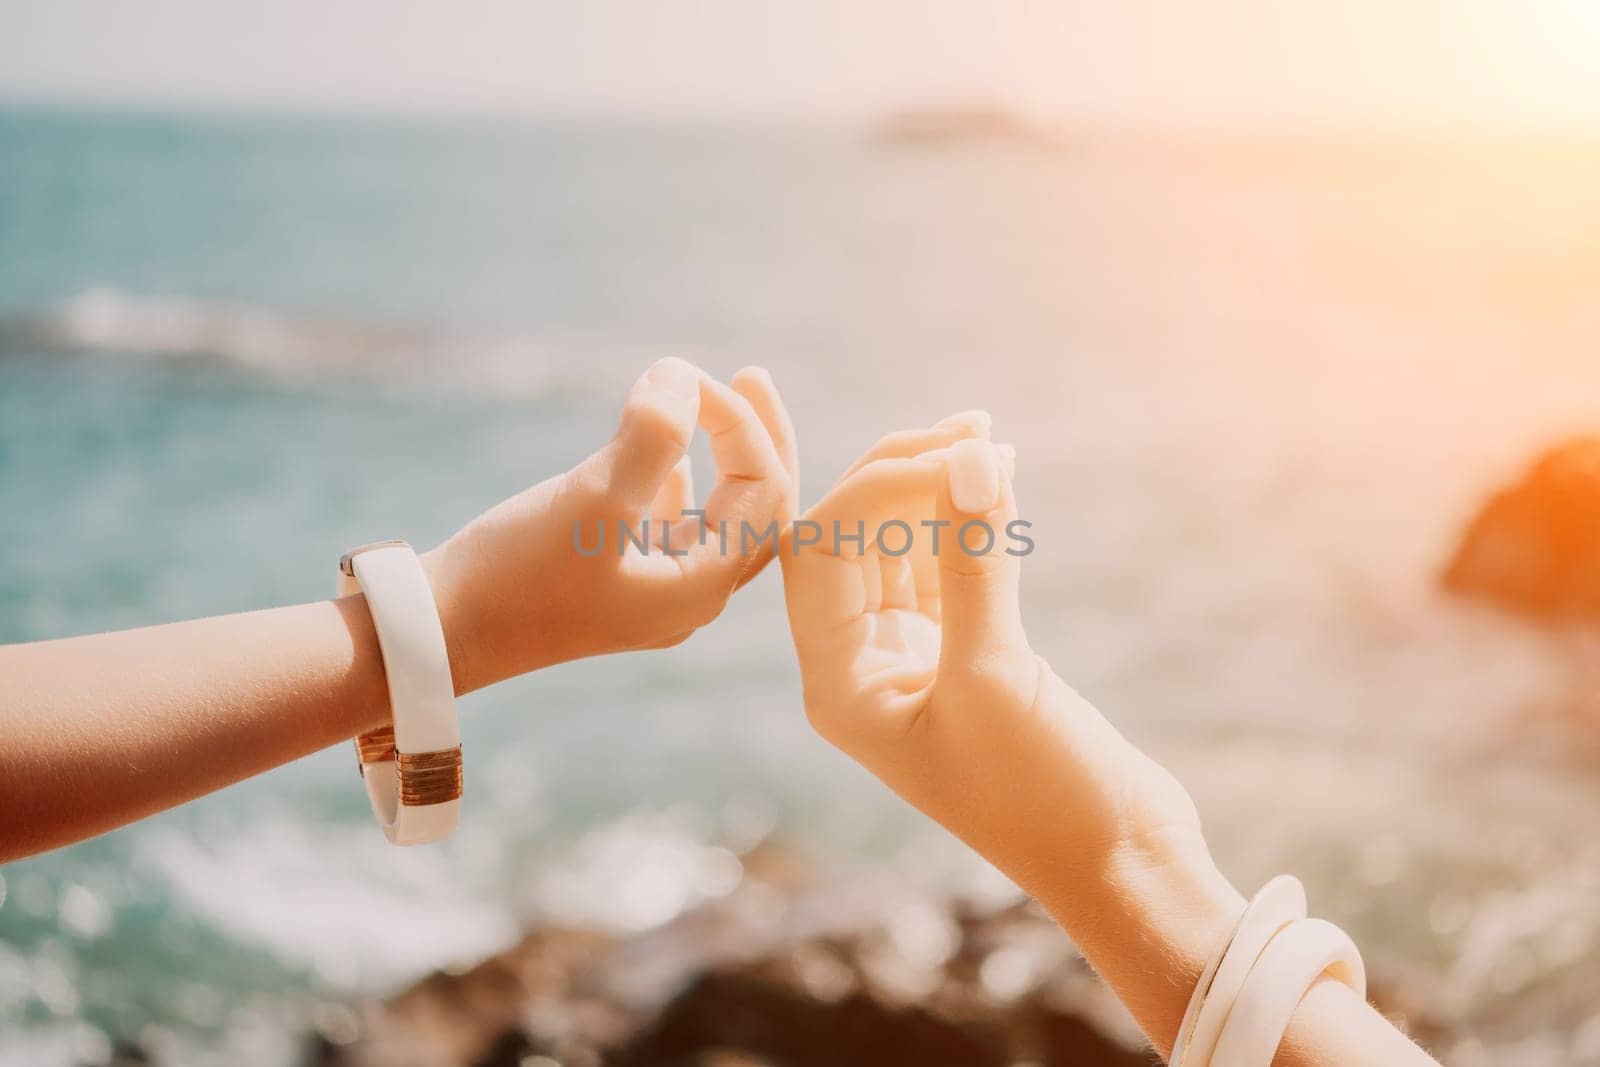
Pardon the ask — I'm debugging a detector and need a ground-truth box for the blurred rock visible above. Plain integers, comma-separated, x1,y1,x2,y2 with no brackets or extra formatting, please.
1443,437,1600,622
106,1039,155,1066
308,844,1158,1067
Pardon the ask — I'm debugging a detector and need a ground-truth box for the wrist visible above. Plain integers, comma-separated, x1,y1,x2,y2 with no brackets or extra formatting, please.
991,668,1244,1051
418,542,494,697
1044,824,1243,1055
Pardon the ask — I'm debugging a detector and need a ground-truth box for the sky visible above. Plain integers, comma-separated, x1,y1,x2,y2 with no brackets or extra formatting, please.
2,0,1600,127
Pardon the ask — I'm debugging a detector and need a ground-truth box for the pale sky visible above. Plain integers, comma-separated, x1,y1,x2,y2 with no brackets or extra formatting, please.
3,0,1599,127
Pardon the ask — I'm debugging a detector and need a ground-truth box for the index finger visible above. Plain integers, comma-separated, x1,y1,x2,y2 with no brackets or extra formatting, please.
790,455,947,559
698,376,786,486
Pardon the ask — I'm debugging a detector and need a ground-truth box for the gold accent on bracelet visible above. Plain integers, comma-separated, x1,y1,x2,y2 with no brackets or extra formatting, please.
396,746,464,806
355,726,398,767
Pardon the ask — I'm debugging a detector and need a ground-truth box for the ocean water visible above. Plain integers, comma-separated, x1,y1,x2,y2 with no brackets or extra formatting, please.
3,107,1600,1065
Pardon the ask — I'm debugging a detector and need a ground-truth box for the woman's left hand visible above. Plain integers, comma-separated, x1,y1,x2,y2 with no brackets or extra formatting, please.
424,357,798,692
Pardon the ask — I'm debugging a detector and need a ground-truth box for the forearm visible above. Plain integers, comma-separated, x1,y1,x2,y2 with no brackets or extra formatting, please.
789,431,1437,1066
1277,979,1437,1066
1033,830,1430,1066
916,671,1241,1050
0,358,793,864
928,668,1436,1065
0,595,393,861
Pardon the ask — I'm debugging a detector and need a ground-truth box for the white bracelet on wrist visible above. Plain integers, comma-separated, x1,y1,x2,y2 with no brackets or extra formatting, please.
1171,875,1365,1067
1211,917,1366,1067
1174,875,1306,1066
338,539,463,846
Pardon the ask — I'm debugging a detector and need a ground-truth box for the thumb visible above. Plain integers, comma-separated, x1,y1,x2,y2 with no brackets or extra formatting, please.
602,357,702,511
935,438,1028,673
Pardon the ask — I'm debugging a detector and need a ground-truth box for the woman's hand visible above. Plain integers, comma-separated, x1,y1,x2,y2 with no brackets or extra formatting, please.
783,422,1443,1066
780,420,1238,1048
0,356,796,861
425,357,798,693
782,420,1199,861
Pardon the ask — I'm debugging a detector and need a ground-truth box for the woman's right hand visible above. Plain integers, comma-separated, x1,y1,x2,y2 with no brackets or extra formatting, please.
781,424,1203,863
780,422,1242,1051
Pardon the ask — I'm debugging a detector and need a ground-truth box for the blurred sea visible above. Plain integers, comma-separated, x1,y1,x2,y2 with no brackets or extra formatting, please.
3,106,1600,1065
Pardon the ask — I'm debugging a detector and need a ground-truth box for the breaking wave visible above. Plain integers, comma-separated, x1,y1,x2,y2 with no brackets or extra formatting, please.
0,288,609,394
0,288,447,371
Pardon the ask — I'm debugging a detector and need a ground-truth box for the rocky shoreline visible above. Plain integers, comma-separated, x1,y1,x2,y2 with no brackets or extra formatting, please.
302,843,1156,1067
300,842,1444,1067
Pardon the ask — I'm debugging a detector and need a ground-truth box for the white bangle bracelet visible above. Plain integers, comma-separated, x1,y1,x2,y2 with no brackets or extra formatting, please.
338,540,462,846
1210,917,1367,1067
1172,875,1306,1067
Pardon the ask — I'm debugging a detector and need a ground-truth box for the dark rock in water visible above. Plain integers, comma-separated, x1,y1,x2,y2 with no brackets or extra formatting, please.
1442,437,1600,622
107,1040,155,1066
303,842,1449,1066
613,969,1005,1066
309,845,1156,1067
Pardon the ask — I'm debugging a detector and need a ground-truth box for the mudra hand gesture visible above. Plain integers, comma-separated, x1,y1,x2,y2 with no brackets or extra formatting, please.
0,357,797,858
427,356,799,690
778,419,1435,1065
782,417,1199,869
0,370,1450,1067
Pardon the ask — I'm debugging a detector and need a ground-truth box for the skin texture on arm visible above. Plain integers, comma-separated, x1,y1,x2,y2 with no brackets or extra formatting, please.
0,358,798,863
0,596,393,862
779,422,1438,1067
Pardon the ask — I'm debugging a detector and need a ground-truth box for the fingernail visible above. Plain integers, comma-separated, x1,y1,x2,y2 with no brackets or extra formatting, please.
936,409,992,436
949,438,1000,513
645,357,699,399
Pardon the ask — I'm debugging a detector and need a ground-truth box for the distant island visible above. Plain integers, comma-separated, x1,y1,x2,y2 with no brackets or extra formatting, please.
873,105,1051,148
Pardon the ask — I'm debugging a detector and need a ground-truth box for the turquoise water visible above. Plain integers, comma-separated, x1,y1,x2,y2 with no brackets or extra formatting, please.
4,107,1600,1064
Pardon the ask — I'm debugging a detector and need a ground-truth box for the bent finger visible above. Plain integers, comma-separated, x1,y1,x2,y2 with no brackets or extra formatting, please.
602,357,703,512
731,366,799,504
792,455,946,560
699,375,786,485
838,410,991,482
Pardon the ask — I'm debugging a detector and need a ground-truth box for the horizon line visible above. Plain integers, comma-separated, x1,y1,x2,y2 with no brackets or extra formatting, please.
6,89,1600,143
